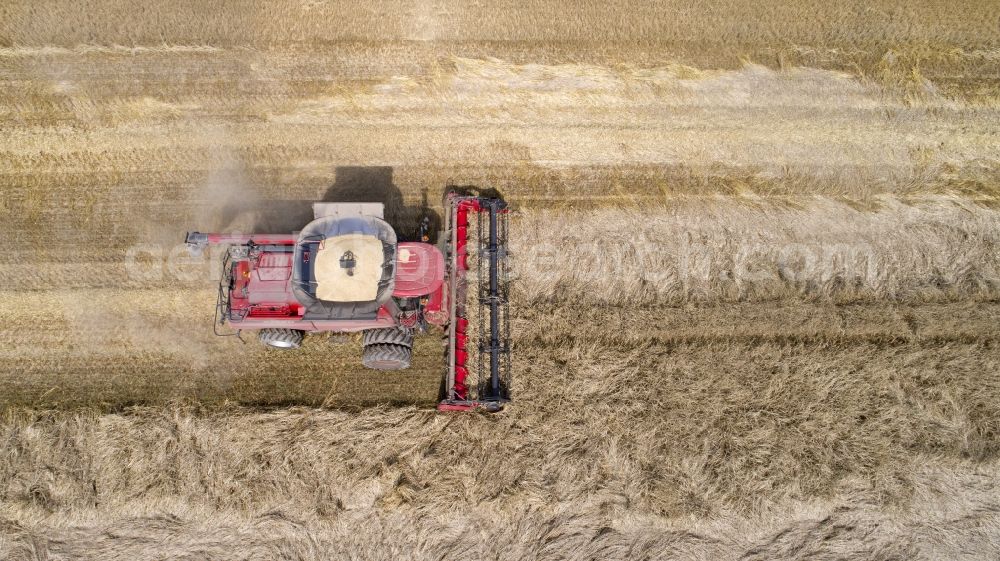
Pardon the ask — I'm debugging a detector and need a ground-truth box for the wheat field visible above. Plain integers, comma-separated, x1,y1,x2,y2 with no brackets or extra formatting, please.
1,1,1000,559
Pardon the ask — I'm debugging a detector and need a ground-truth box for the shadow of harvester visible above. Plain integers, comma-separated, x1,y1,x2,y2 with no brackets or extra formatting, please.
242,166,440,241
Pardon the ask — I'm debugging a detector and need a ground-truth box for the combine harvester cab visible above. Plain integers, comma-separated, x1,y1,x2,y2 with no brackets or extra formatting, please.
185,192,510,412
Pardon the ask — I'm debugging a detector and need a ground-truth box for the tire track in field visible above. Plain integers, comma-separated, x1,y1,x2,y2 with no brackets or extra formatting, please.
1,288,996,410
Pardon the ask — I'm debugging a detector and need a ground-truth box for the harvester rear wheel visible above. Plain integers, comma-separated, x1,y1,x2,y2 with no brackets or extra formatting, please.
258,328,304,349
362,343,412,370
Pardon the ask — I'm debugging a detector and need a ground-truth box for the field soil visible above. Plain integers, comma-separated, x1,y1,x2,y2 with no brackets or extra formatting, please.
1,1,1000,559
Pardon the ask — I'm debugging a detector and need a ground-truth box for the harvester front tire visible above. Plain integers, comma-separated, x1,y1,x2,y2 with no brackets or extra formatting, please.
258,328,304,350
362,326,414,348
362,344,412,370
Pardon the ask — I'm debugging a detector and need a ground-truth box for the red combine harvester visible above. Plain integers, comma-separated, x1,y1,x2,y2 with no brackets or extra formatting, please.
185,192,510,411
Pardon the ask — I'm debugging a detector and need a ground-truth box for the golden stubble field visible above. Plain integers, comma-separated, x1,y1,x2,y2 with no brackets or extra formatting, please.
1,1,999,559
